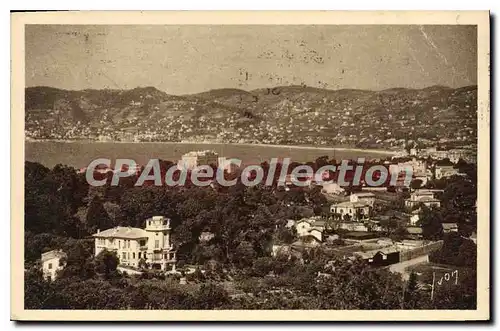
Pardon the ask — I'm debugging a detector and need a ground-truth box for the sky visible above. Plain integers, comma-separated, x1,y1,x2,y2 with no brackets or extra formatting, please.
25,25,477,95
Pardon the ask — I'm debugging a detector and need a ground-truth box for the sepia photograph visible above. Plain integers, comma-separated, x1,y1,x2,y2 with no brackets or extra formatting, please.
11,11,490,321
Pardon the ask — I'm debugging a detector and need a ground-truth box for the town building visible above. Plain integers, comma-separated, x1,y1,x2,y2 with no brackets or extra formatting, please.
199,231,215,243
410,209,421,226
434,164,459,179
321,183,345,196
405,190,441,208
41,250,67,281
406,226,424,239
295,217,326,242
177,150,219,171
354,246,400,267
93,216,176,272
330,199,370,221
349,192,376,207
335,222,369,232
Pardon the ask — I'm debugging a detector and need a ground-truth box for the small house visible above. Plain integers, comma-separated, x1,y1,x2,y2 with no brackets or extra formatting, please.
41,250,67,281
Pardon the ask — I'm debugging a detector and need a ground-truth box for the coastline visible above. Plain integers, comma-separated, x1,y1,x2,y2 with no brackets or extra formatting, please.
25,139,397,156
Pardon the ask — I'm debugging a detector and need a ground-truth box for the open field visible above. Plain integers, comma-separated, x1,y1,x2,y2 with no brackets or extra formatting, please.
25,141,396,169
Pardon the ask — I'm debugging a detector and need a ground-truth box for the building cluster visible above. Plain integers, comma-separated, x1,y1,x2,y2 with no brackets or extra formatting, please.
93,216,176,272
270,186,461,271
396,145,477,165
25,85,477,154
176,150,236,173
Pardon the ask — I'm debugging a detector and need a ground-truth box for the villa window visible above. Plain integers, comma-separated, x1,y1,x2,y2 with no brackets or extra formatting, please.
122,252,126,260
155,240,159,249
138,252,141,259
48,263,52,270
140,240,146,247
133,252,135,259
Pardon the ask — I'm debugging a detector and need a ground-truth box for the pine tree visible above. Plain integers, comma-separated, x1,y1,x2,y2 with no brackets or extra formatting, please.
404,272,421,309
86,195,112,233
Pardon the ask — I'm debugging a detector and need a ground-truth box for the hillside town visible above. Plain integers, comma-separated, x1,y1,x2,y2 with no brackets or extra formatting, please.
25,142,477,309
25,85,477,157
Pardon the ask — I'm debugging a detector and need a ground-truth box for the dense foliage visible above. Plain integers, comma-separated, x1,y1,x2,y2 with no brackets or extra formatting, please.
24,160,477,310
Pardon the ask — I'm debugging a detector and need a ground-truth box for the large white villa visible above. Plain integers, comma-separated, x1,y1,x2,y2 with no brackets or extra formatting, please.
93,216,176,272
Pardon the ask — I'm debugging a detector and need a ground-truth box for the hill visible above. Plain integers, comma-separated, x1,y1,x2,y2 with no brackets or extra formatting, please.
25,84,477,150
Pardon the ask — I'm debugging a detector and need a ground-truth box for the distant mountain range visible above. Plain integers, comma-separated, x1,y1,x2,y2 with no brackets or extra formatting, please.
25,85,477,149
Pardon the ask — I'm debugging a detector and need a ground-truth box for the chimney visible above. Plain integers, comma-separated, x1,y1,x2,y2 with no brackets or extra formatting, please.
97,229,100,234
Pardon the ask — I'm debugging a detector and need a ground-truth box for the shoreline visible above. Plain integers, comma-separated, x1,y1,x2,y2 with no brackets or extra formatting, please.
25,139,397,156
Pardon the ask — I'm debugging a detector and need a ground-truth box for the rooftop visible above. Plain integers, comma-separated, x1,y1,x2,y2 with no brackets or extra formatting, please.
407,196,441,203
93,226,149,239
333,201,370,208
406,226,423,234
354,246,400,259
353,192,376,197
41,249,67,262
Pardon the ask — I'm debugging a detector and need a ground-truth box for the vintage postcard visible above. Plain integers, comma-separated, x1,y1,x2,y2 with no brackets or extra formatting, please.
11,11,490,321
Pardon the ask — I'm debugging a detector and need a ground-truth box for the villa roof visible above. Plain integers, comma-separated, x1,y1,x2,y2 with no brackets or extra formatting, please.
333,201,369,208
41,250,67,262
93,226,149,239
406,227,423,234
407,196,440,203
296,216,321,224
353,192,376,197
416,196,440,202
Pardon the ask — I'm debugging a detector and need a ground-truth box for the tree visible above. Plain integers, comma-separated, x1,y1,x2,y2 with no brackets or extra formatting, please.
380,217,399,236
138,258,147,270
276,226,296,244
403,272,421,309
391,225,409,241
418,206,443,240
231,241,256,268
430,232,476,267
58,239,95,280
251,257,275,277
24,267,62,309
94,249,119,278
86,195,113,234
191,283,230,309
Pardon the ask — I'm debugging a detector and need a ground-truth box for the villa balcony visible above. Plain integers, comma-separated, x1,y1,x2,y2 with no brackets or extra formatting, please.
150,254,176,263
146,224,171,231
